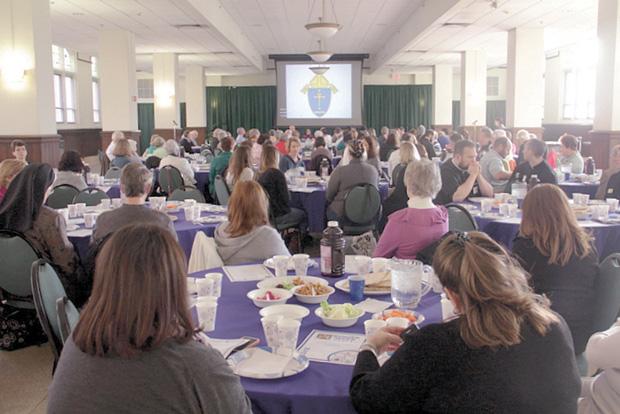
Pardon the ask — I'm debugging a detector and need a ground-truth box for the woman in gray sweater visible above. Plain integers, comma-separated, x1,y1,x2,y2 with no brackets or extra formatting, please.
215,180,290,265
48,224,251,414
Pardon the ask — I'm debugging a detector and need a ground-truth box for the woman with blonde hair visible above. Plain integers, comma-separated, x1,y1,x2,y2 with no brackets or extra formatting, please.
142,135,167,159
226,144,254,189
110,139,139,169
48,224,251,413
214,180,289,265
351,231,580,413
0,159,27,202
513,184,598,354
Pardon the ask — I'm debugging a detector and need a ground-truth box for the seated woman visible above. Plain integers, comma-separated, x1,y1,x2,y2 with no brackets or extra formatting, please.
110,139,139,169
53,150,88,191
578,320,620,414
513,184,597,355
390,142,416,187
351,232,580,413
0,159,27,202
226,144,254,189
105,130,138,161
596,144,620,199
0,164,83,303
48,224,251,414
374,159,447,259
159,140,196,186
278,137,305,173
141,134,167,159
310,136,332,163
215,180,290,265
362,134,381,173
379,131,397,161
326,140,379,223
257,144,306,228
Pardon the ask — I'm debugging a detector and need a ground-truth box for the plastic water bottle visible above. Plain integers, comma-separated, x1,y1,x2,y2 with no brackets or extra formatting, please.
320,158,330,178
585,157,595,175
320,221,345,277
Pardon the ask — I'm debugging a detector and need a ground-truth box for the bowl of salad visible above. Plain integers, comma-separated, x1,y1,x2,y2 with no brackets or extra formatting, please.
314,301,364,328
246,288,292,308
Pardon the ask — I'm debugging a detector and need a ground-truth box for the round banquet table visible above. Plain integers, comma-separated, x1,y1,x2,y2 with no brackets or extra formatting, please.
67,208,225,260
558,182,599,199
465,204,620,259
191,263,442,414
289,181,389,233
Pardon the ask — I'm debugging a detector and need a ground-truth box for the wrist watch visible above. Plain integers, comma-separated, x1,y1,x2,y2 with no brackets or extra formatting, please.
359,341,379,357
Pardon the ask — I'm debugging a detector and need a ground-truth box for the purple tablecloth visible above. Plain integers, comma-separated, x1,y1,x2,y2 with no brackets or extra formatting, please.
105,185,121,199
191,264,442,414
68,209,223,260
195,171,210,196
472,211,620,259
559,182,599,198
289,181,389,233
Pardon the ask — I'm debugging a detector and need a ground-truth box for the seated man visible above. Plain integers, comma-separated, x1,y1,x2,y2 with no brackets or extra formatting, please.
480,136,512,193
435,139,493,205
558,134,584,174
92,163,176,244
179,130,200,154
506,138,558,191
11,139,28,163
209,136,233,197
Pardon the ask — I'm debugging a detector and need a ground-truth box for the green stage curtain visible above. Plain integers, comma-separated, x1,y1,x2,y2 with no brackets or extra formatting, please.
363,85,432,132
452,101,460,129
206,86,276,133
137,103,154,153
486,100,506,128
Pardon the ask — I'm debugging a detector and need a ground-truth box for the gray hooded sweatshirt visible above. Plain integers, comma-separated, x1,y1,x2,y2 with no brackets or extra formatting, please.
214,222,290,265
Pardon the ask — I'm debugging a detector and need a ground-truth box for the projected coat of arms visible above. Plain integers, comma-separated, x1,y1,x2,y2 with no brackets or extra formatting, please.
301,67,338,117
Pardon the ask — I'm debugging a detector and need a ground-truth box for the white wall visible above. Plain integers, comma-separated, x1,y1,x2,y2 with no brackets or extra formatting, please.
56,56,97,130
452,68,506,101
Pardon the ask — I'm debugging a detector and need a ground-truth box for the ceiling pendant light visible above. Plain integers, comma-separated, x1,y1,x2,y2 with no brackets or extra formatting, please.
306,40,333,63
305,0,341,39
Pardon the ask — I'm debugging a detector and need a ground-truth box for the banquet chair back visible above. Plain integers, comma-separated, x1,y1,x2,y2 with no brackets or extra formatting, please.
343,184,381,235
56,296,80,344
73,187,110,207
31,259,66,366
104,167,121,180
46,184,80,209
0,230,40,309
159,165,184,196
603,170,620,200
592,253,620,332
170,187,206,203
445,204,478,232
144,156,161,169
214,175,231,206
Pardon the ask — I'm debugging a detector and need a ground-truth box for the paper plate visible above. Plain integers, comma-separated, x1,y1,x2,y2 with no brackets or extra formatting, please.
334,279,391,296
257,276,328,290
228,347,309,379
263,258,318,271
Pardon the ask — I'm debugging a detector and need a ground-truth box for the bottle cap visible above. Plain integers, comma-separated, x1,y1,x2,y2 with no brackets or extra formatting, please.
327,221,339,227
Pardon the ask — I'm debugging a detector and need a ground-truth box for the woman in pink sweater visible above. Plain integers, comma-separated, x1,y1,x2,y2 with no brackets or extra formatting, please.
374,159,448,259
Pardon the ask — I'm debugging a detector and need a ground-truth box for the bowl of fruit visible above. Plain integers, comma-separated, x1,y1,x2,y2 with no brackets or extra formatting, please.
246,288,292,308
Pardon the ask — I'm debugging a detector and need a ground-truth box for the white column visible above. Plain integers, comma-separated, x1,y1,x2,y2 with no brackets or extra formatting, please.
99,30,138,132
75,57,95,128
506,28,545,128
0,0,55,135
432,65,453,127
153,53,179,130
185,65,206,128
460,50,487,127
594,0,620,131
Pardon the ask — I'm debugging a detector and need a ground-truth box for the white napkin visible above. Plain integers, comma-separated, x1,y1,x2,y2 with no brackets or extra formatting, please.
355,298,393,314
288,187,317,193
67,218,85,225
67,229,93,237
234,348,292,377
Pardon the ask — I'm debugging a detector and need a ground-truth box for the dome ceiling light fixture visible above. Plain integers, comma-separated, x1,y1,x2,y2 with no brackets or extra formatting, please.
306,40,333,63
305,0,341,39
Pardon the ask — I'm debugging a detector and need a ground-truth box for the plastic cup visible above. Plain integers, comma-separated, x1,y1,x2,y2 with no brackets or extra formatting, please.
508,204,518,218
261,314,283,351
276,318,301,357
196,277,215,297
67,204,78,218
348,275,365,302
292,253,310,276
499,203,510,217
83,213,97,229
386,317,409,329
192,205,202,220
184,199,197,206
573,193,590,206
273,255,290,278
196,298,218,332
58,208,69,222
606,198,619,212
99,199,111,209
364,319,387,338
75,203,87,216
593,204,610,221
355,256,372,274
204,273,223,297
111,198,122,208
371,257,389,273
481,199,493,214
183,206,195,222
